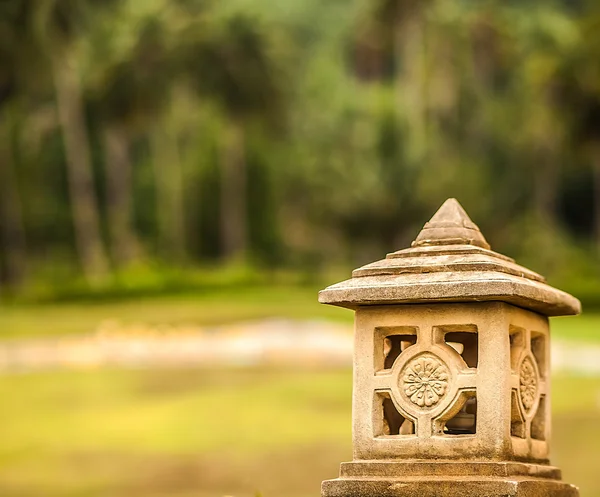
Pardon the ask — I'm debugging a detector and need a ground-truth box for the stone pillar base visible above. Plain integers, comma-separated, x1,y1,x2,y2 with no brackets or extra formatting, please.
321,461,579,497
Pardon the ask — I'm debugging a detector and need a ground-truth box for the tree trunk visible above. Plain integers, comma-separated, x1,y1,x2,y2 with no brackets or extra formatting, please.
394,9,427,162
219,117,247,261
533,144,560,226
103,125,138,267
51,50,109,284
150,121,186,263
0,105,27,289
533,133,561,225
592,144,600,253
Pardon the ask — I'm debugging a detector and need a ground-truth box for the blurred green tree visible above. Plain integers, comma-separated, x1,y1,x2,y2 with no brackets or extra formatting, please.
0,2,31,290
180,11,285,262
32,0,120,284
1,0,600,299
89,14,176,266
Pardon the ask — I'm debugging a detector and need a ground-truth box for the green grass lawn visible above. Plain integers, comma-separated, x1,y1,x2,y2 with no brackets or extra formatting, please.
0,287,597,496
0,367,598,497
0,286,598,342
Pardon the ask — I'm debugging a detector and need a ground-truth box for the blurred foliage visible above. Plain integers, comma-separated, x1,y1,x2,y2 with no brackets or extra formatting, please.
1,0,600,304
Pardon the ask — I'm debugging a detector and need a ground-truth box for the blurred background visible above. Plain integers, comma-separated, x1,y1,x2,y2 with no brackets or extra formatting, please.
1,0,600,496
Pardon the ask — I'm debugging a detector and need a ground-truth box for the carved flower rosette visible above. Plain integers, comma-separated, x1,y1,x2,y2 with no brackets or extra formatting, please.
402,356,450,408
519,356,539,412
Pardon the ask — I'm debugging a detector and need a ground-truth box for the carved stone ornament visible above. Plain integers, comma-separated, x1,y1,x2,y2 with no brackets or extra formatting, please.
319,198,582,497
402,355,450,408
519,356,539,412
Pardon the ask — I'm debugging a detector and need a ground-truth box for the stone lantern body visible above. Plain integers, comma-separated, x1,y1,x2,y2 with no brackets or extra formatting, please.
319,199,581,497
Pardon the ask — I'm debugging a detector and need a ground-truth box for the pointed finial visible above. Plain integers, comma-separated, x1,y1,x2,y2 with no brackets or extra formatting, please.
412,198,490,249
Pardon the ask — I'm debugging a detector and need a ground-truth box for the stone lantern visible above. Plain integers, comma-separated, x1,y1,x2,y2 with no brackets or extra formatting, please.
319,199,581,496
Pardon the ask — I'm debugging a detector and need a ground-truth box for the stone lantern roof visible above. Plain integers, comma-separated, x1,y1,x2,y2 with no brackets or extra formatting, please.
319,198,581,317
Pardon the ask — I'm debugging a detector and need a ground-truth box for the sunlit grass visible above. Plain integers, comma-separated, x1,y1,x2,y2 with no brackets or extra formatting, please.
0,287,598,496
0,367,598,497
1,368,351,454
552,314,600,342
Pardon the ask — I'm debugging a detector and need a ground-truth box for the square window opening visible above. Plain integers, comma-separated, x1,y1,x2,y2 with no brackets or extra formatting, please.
511,390,526,439
384,335,417,369
375,327,417,371
444,331,478,368
509,326,526,370
531,396,547,441
378,392,415,436
531,333,547,379
443,395,477,435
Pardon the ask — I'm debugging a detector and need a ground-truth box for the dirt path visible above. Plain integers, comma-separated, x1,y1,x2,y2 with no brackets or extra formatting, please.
0,318,597,374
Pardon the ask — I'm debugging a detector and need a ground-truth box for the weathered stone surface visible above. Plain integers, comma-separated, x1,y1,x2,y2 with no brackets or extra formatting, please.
319,199,580,497
350,302,551,463
322,477,579,497
319,198,581,316
338,461,562,479
413,198,491,249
